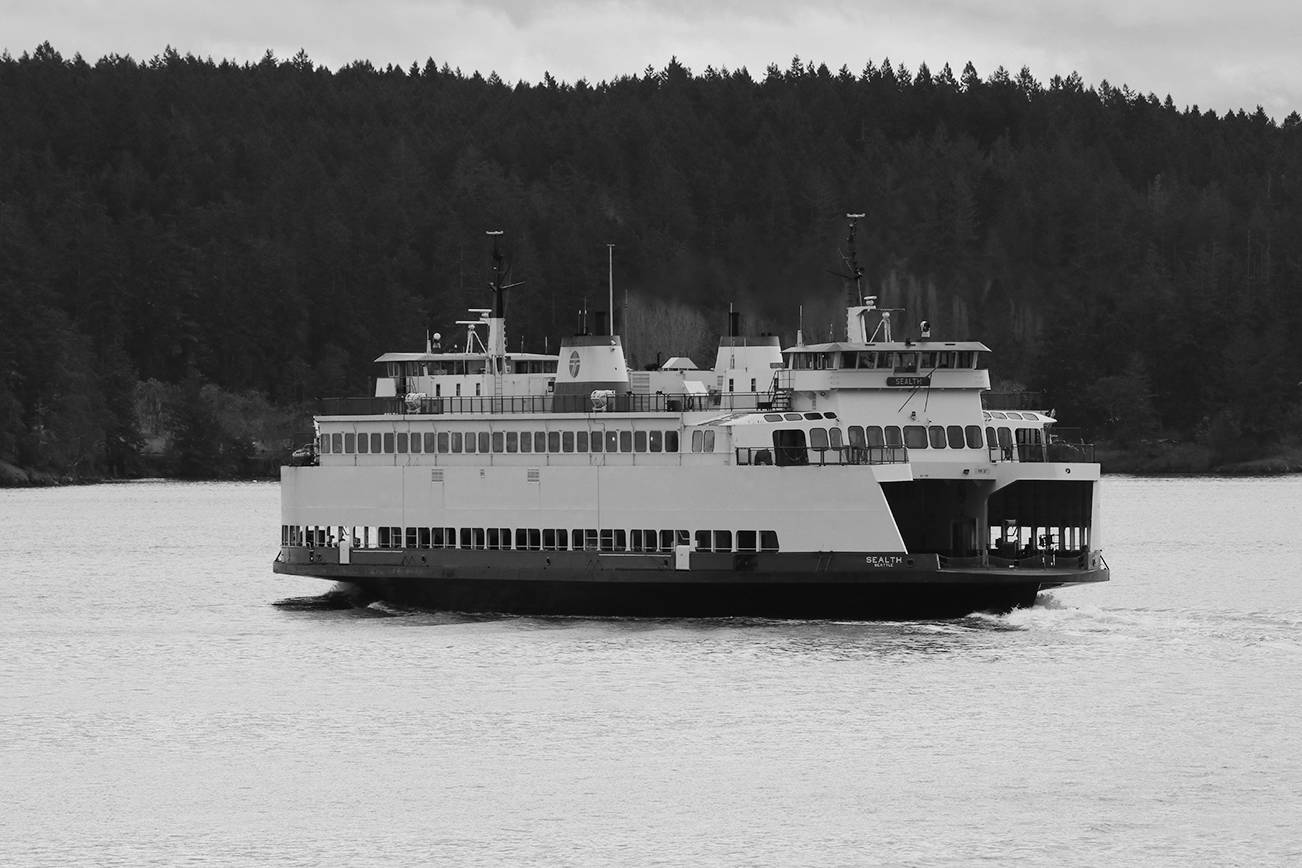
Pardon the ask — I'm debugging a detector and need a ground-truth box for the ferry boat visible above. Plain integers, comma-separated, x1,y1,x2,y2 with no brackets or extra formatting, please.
274,219,1109,618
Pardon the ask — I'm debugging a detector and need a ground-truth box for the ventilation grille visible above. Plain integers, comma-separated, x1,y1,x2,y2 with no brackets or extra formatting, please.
430,469,444,483
527,468,540,483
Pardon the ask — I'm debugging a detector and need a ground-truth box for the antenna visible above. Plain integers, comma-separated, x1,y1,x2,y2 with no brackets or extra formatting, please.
606,244,615,336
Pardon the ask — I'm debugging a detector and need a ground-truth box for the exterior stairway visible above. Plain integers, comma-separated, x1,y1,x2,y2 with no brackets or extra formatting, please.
767,370,794,411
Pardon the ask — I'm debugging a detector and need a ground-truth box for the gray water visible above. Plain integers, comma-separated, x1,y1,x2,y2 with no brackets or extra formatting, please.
2,477,1300,866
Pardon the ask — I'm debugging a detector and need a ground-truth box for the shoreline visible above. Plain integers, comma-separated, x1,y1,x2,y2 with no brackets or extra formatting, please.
0,459,279,488
5,455,1302,488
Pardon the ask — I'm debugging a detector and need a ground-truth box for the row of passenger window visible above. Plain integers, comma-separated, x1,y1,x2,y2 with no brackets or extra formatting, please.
321,429,682,455
845,424,1039,451
284,525,780,553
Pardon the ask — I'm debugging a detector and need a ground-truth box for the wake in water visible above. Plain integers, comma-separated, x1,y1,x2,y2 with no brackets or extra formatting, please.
272,582,377,611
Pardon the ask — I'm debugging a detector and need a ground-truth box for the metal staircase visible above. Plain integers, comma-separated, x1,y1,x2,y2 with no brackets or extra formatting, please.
768,370,794,411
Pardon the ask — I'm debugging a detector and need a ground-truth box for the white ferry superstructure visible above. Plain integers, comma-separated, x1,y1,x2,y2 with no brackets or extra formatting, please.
274,222,1109,618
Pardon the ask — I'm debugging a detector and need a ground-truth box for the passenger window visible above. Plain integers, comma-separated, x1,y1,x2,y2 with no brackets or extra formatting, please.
634,431,647,451
760,531,779,552
928,426,946,448
548,431,561,452
703,430,715,451
424,432,436,453
331,433,343,453
692,430,704,452
344,433,356,453
947,425,965,449
535,432,547,452
659,530,676,550
695,530,712,552
464,433,476,453
985,426,996,448
576,431,588,452
665,431,679,452
965,425,983,448
810,428,829,449
829,428,843,448
714,530,732,552
491,432,504,452
409,432,422,453
478,432,490,453
885,426,903,448
383,433,395,453
848,426,865,448
606,431,619,452
905,426,929,448
451,432,463,453
737,530,758,552
589,431,603,453
506,432,518,453
649,431,663,452
396,433,408,453
437,432,449,453
357,434,370,454
562,431,574,452
519,431,532,453
620,430,633,452
997,427,1013,448
371,433,382,453
866,426,885,448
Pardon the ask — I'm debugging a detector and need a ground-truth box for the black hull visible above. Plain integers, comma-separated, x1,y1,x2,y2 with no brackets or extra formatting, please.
347,575,1038,619
274,548,1107,619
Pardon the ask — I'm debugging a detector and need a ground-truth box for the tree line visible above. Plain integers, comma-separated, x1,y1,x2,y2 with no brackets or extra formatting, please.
1,43,1299,477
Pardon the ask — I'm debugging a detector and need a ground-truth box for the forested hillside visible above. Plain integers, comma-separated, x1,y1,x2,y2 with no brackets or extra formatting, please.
2,43,1300,478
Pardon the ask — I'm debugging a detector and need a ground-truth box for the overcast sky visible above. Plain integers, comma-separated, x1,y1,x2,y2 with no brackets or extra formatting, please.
5,0,1299,117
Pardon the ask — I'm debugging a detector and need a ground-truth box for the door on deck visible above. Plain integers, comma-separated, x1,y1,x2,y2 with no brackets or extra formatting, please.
950,518,977,557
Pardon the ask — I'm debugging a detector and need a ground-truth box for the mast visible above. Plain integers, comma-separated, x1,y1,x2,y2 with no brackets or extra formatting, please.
839,212,871,343
484,231,524,393
606,243,615,336
842,212,866,310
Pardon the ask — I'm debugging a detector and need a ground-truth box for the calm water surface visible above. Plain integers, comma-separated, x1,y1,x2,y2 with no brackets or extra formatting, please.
2,477,1300,866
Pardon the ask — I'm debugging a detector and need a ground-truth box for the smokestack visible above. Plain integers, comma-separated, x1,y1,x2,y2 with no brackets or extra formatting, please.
595,310,610,335
728,311,741,338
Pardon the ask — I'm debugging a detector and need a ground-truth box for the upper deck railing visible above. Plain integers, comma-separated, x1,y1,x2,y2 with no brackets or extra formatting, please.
321,391,785,417
734,445,909,466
